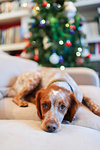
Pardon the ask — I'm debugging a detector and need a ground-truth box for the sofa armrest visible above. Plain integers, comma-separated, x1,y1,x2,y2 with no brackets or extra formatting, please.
64,67,100,87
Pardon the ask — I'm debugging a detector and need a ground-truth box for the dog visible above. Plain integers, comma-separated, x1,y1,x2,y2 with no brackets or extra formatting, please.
8,67,100,132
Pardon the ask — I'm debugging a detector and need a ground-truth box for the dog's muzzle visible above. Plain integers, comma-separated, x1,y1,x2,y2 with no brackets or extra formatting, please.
46,121,58,132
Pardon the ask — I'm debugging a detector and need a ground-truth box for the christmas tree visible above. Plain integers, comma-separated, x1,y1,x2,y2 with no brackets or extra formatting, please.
26,0,91,68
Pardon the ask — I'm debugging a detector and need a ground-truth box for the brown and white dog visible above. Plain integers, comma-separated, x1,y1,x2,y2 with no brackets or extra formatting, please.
8,67,100,132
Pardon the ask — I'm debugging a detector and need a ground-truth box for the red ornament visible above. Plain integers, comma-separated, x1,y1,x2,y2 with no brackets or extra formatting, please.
75,57,84,66
26,42,31,47
34,56,39,61
87,53,91,58
70,25,76,30
42,1,48,7
65,40,72,47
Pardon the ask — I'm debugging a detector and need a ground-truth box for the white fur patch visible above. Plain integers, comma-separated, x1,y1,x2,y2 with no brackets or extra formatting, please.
52,90,59,96
56,82,71,91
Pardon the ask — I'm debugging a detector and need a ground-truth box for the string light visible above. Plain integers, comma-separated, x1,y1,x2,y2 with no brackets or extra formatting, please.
65,23,69,28
59,40,64,45
40,19,46,24
36,6,40,11
78,47,82,52
46,3,50,8
57,4,61,8
60,66,65,71
76,52,81,57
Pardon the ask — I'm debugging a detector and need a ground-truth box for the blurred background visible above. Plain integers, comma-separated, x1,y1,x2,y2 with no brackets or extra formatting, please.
0,0,100,75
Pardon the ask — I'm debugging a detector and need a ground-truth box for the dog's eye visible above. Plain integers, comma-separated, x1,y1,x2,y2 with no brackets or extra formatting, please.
60,104,66,111
42,103,48,109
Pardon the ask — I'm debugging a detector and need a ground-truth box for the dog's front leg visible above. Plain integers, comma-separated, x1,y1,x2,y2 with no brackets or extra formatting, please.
12,88,28,107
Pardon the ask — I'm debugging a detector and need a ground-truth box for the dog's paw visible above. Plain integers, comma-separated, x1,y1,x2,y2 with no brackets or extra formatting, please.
12,98,28,107
18,101,28,107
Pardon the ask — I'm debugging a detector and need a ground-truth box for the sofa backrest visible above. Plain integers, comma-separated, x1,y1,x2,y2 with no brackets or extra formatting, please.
0,53,39,87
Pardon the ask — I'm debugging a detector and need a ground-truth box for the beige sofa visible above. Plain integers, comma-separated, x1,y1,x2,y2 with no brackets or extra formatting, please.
0,52,100,150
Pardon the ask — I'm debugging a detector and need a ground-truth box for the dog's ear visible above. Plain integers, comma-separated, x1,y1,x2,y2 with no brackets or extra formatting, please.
35,89,45,119
63,93,80,122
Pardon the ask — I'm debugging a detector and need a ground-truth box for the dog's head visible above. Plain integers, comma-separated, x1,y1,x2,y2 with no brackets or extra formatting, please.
35,85,80,132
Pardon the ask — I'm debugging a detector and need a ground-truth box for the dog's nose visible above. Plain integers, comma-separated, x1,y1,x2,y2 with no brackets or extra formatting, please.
46,121,58,132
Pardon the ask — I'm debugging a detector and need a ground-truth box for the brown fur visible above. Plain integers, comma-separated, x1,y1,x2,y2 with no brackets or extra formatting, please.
35,85,81,131
82,96,100,116
7,68,100,132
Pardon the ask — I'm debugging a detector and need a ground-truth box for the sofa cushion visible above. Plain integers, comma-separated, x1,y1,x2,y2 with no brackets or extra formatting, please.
0,120,100,150
0,97,39,120
0,88,9,100
0,85,100,120
79,85,100,105
0,54,39,88
0,86,100,128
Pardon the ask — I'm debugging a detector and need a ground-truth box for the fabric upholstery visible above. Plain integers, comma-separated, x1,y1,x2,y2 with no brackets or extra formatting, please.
0,120,100,150
0,85,100,120
66,68,100,87
0,88,9,100
79,85,100,105
0,53,99,88
0,54,39,88
0,53,100,150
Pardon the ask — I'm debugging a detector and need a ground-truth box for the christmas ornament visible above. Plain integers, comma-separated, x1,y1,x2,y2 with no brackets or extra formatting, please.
32,40,36,45
65,40,72,47
43,36,52,50
70,29,75,35
75,57,84,66
26,42,31,47
34,56,39,61
87,53,91,58
70,25,76,30
42,1,48,7
53,3,57,9
34,47,39,61
82,49,90,57
59,56,64,63
64,1,77,21
49,52,59,64
40,23,45,28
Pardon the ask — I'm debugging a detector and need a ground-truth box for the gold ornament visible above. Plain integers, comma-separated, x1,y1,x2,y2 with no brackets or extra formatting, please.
43,36,52,50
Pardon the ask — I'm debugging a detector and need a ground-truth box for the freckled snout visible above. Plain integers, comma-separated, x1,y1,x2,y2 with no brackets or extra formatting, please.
45,121,58,132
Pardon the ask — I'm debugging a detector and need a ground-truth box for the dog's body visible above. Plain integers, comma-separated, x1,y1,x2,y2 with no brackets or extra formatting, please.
8,67,100,132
